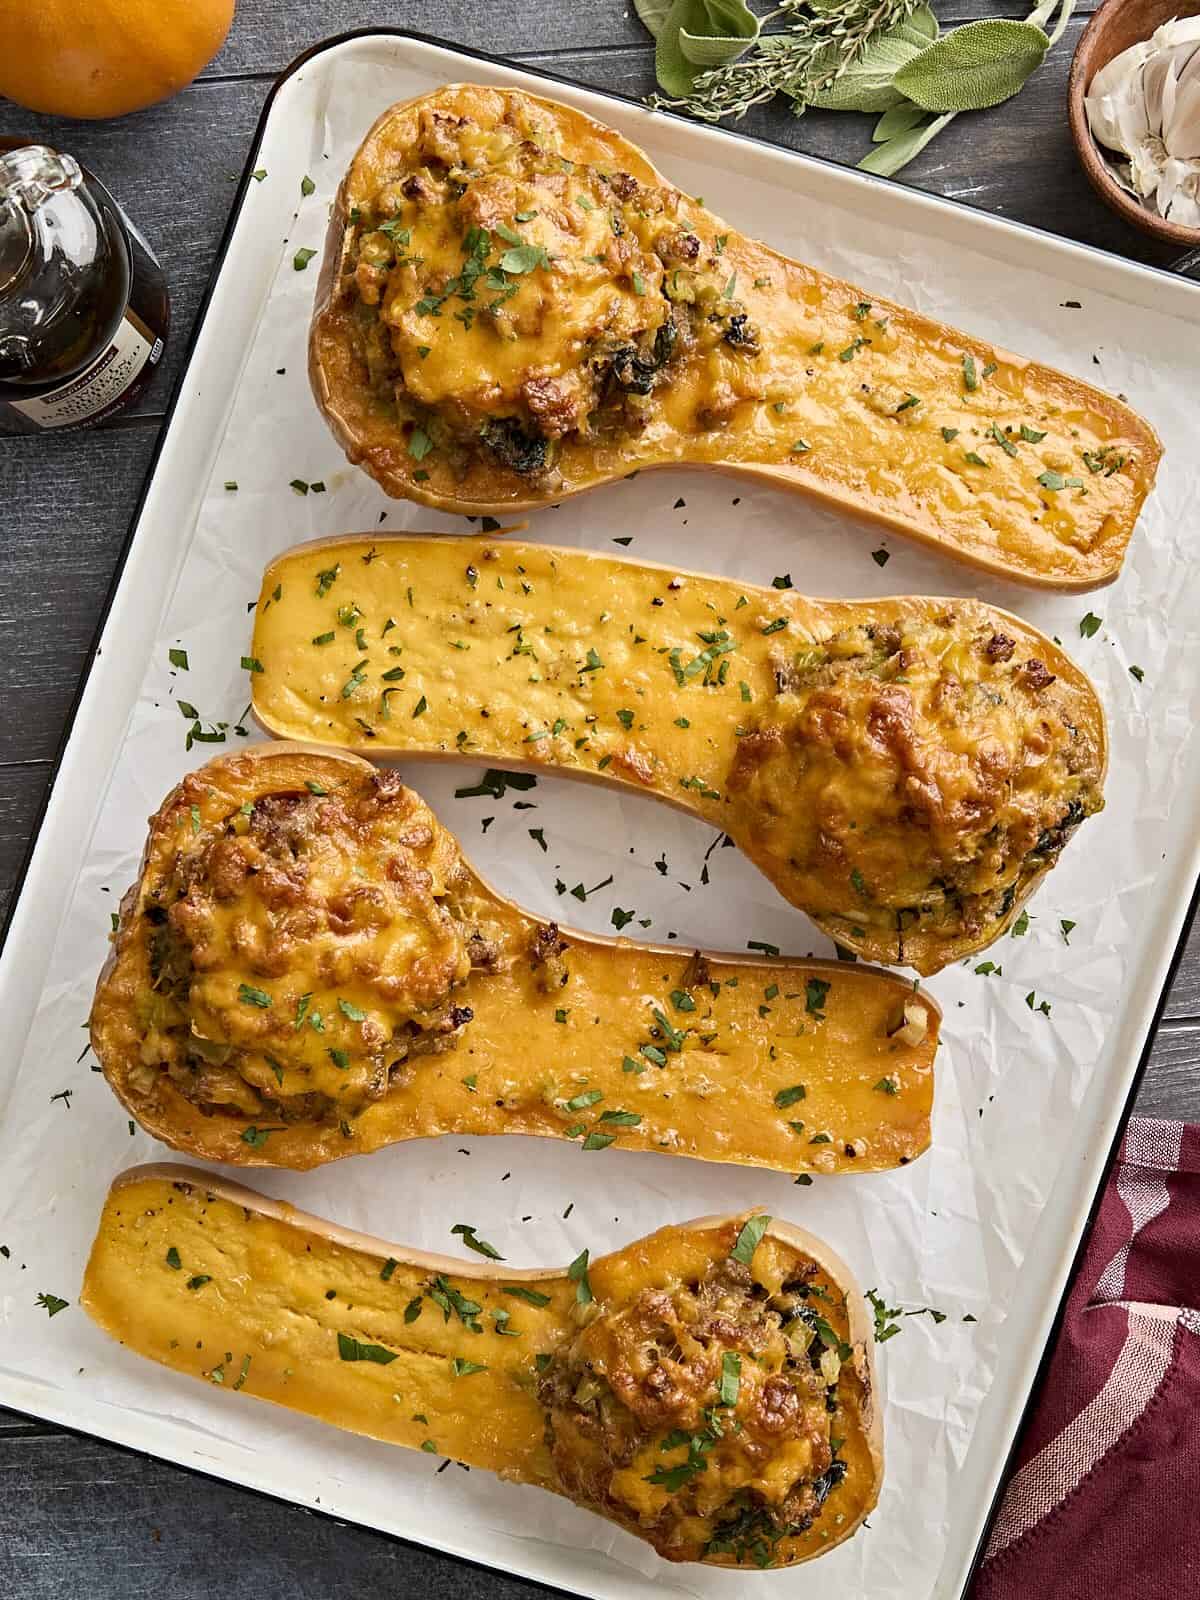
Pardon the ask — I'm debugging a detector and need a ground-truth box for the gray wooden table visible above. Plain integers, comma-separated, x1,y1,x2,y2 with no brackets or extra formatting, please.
3,4,1198,1594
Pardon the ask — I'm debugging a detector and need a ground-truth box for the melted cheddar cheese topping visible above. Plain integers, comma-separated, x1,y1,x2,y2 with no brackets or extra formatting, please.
123,769,474,1122
540,1219,873,1564
311,84,1160,586
252,537,1106,973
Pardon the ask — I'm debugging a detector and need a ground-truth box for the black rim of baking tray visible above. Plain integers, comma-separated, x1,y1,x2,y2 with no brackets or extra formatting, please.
1,26,1198,1599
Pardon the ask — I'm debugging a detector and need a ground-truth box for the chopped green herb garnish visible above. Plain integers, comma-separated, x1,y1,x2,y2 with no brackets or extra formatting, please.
1039,470,1084,491
451,1223,504,1261
337,1332,399,1365
503,1285,552,1307
565,1089,603,1112
730,1214,771,1265
718,1350,741,1407
240,1125,284,1148
452,1358,488,1377
568,1249,593,1304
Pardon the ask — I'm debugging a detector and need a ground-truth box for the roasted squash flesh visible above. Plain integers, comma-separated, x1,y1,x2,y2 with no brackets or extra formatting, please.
251,537,1106,975
82,1167,881,1567
309,83,1161,588
90,747,938,1172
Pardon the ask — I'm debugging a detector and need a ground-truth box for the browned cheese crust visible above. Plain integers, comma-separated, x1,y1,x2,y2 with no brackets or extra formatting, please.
539,1216,880,1564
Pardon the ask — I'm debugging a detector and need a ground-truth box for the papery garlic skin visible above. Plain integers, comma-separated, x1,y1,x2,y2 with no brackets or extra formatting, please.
1085,16,1200,225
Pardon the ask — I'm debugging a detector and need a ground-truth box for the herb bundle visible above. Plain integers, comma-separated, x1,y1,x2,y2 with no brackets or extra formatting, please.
637,0,1077,175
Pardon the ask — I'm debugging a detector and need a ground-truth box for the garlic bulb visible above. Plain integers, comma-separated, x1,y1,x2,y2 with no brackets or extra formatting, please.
1085,15,1200,228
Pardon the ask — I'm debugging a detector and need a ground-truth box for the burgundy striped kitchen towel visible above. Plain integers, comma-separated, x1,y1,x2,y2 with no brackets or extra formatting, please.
971,1117,1200,1600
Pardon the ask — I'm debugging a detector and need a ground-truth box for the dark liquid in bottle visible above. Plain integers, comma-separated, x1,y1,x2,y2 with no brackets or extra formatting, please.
0,144,170,433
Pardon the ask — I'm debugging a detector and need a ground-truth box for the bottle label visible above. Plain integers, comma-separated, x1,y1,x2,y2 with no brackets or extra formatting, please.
9,312,161,428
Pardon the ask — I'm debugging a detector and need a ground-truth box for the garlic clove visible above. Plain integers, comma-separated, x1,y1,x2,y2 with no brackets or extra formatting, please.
1089,36,1152,109
1087,51,1151,152
1160,157,1200,225
1089,79,1151,161
1152,15,1200,51
1143,50,1173,134
1164,59,1200,159
1129,140,1164,200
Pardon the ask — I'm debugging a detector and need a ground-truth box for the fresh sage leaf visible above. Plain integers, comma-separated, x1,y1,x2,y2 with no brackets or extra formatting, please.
635,0,675,38
654,0,760,97
892,20,1049,114
807,32,927,113
858,111,956,176
890,2,939,50
680,16,760,70
872,99,927,142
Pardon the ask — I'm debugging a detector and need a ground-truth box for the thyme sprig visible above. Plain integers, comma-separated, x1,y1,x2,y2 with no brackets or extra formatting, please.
659,0,920,122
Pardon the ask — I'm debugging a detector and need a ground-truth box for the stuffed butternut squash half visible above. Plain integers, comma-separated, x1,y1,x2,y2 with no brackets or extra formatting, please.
309,83,1160,589
84,1166,882,1568
91,746,937,1172
251,537,1107,975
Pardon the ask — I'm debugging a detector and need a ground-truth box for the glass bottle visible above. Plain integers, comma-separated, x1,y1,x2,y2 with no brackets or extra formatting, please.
0,144,170,432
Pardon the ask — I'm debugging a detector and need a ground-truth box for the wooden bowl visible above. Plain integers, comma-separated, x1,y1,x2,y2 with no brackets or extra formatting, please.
1068,0,1200,247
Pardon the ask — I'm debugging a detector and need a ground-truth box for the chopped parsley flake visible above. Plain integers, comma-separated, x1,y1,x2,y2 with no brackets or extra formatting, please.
730,1214,771,1265
568,1249,593,1304
337,1333,399,1365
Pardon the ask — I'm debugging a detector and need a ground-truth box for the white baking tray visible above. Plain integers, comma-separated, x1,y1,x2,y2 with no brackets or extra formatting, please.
2,31,1199,1600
